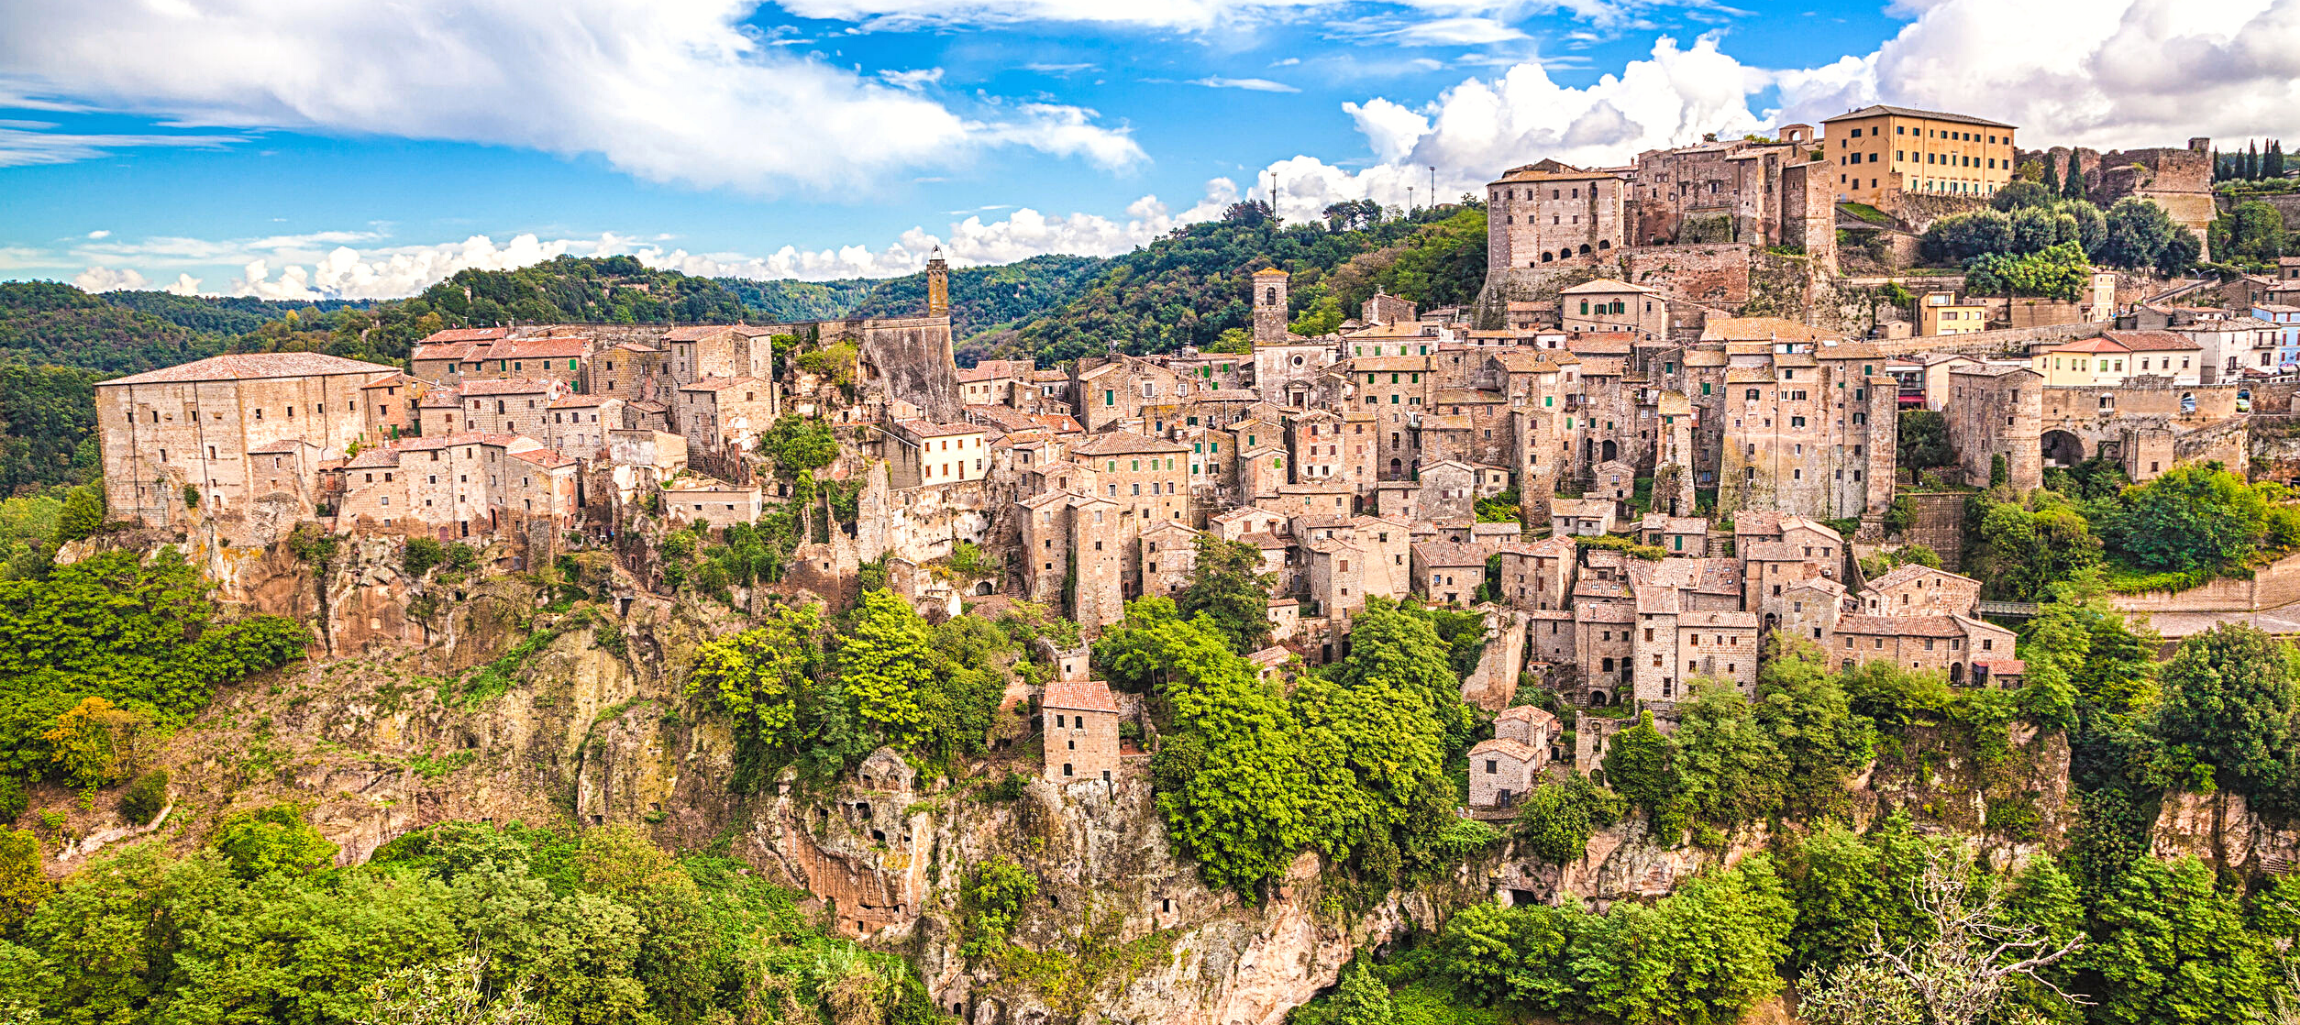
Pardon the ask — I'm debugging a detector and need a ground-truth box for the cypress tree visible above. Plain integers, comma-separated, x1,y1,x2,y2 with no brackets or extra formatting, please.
2270,140,2286,180
2063,151,2085,200
2248,141,2261,180
2213,149,2225,182
2043,150,2060,191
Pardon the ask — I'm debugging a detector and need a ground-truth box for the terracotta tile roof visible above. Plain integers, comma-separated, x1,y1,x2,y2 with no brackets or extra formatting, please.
1821,104,2015,129
549,394,613,408
1469,738,1541,762
1566,333,1637,355
1702,317,1835,343
359,371,411,389
1560,278,1658,295
1043,679,1120,713
2104,330,2202,352
249,438,317,455
417,327,511,345
1413,541,1491,567
488,337,588,360
1497,704,1558,728
1072,431,1188,456
1835,613,1965,638
105,353,399,386
511,448,577,468
342,447,400,468
395,431,522,451
458,377,559,396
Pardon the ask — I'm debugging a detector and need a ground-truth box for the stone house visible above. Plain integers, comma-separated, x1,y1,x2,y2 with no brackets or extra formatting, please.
1561,279,1668,340
1136,521,1201,600
1830,613,2017,685
1496,703,1563,763
539,395,624,459
1412,541,1490,605
1468,738,1542,809
1495,535,1579,610
1043,678,1122,784
1860,564,1981,617
409,327,511,385
587,342,672,403
660,475,764,529
1549,497,1615,536
676,377,777,452
458,377,568,438
359,372,424,440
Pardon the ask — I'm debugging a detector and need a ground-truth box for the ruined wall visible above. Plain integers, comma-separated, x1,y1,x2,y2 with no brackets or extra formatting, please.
1620,244,1753,308
834,316,962,421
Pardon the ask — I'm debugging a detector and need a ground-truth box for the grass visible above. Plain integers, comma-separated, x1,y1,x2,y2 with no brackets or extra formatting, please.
1838,202,1893,225
441,624,563,708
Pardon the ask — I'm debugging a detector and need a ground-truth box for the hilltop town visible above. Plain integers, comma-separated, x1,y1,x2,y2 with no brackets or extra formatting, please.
83,108,2298,801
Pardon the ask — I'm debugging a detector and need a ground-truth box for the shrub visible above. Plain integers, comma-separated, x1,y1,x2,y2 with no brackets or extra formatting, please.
402,537,445,577
118,769,168,823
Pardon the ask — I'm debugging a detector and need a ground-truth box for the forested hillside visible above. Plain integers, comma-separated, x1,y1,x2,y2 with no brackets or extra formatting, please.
845,254,1107,341
717,276,877,322
984,200,1488,365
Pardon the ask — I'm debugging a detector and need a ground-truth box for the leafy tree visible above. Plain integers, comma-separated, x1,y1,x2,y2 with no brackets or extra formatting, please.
2210,200,2286,265
0,827,44,930
1755,636,1876,816
1325,960,1399,1025
1669,682,1789,827
1964,242,2091,302
2061,150,2085,200
1921,210,2014,264
2098,198,2181,271
1513,773,1624,864
118,769,169,824
1291,669,1451,885
1575,856,1794,1025
54,485,102,543
1897,410,1956,470
685,603,827,788
1991,180,2057,212
1781,816,1939,975
211,803,339,879
39,696,145,787
363,953,544,1025
2086,856,2269,1025
2097,461,2273,572
402,537,445,578
1288,288,1347,337
756,415,838,477
1839,660,1952,729
1323,598,1475,749
836,590,939,749
1964,490,2101,601
1176,534,1275,654
1601,711,1676,818
958,858,1038,957
2155,623,2295,798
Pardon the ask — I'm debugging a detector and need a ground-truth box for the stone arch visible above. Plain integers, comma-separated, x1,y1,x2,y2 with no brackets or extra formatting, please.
975,580,995,596
1389,457,1403,476
2041,429,2084,468
1579,243,1592,255
1264,286,1277,305
1598,239,1612,250
1540,251,1555,263
1601,439,1619,462
1588,689,1609,707
1949,662,1966,684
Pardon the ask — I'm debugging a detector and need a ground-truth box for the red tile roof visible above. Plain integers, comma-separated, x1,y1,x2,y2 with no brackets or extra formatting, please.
105,353,399,386
1042,679,1119,713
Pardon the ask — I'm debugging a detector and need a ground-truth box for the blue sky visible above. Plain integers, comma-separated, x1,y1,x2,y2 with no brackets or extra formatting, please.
0,0,2290,299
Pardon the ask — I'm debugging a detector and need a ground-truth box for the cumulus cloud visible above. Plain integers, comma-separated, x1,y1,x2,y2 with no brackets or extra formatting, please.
771,0,1682,32
0,0,1141,193
879,68,945,90
72,266,146,292
1771,0,2300,147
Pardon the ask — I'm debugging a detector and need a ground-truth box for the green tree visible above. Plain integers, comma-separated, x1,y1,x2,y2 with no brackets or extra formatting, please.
2086,856,2269,1025
0,827,44,930
1602,712,1676,819
685,603,827,788
210,803,339,879
1897,410,1956,470
2100,461,2270,572
53,486,102,543
836,590,940,749
1839,660,1953,729
1755,635,1876,816
2099,197,2180,270
2156,623,2295,798
756,415,838,477
1176,534,1275,654
1991,180,2057,212
1325,960,1399,1025
1576,857,1794,1025
1513,773,1624,864
1669,681,1789,827
1323,598,1474,749
1963,242,2091,302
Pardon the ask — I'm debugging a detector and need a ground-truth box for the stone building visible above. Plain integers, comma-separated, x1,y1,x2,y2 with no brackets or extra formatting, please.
458,377,568,438
1560,279,1668,339
1626,135,1811,246
660,475,765,529
1043,677,1122,785
541,395,624,459
676,377,777,451
1485,161,1626,281
886,420,992,488
96,352,398,529
1831,614,2015,686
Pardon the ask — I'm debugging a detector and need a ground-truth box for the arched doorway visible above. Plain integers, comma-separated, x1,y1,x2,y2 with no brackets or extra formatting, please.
2041,430,2084,469
1949,662,1965,685
1588,689,1608,706
975,581,995,596
1601,439,1619,462
1389,457,1403,477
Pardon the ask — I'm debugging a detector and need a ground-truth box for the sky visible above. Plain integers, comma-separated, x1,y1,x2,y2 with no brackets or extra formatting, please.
1,0,2295,301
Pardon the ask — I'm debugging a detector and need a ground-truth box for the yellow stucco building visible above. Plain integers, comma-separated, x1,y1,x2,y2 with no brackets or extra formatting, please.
1821,105,2017,206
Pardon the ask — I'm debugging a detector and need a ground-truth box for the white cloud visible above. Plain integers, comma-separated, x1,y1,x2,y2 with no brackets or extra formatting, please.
1192,77,1302,93
770,0,1677,32
84,230,108,239
0,0,1141,193
163,273,201,296
879,67,945,90
72,266,146,292
0,122,243,167
1770,0,2300,147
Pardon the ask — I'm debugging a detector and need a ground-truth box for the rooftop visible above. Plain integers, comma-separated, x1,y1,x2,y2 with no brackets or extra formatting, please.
1820,104,2016,129
105,352,399,387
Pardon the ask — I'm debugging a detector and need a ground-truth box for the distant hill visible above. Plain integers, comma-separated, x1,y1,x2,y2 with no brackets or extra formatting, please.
845,254,1108,340
104,291,374,338
0,282,230,375
992,202,1488,366
717,277,877,323
415,255,752,327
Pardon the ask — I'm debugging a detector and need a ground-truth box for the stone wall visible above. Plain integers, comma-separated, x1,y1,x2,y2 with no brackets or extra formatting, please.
2113,548,2300,611
1894,492,1968,570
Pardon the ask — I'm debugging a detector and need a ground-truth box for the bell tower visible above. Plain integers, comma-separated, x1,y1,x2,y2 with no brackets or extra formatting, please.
926,247,950,318
1251,267,1289,345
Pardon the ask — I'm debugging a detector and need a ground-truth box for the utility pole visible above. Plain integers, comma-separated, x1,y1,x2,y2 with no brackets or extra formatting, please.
1429,164,1437,207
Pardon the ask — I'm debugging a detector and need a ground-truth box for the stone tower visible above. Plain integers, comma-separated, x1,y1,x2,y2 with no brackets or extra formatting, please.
1251,267,1289,345
926,248,950,318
